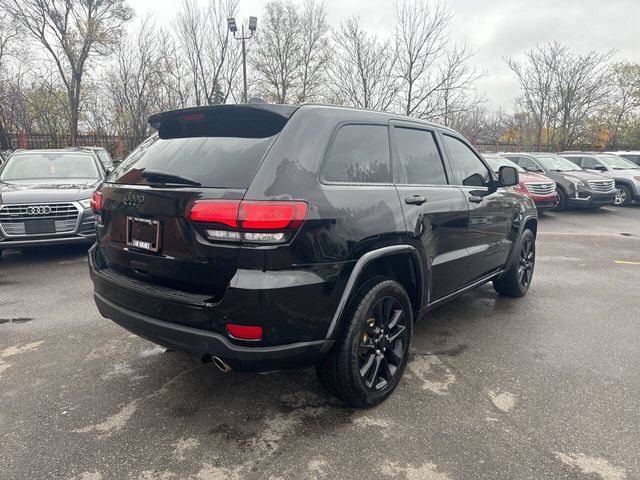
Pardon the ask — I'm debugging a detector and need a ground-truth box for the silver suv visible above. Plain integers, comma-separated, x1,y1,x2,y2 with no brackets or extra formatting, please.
560,153,640,207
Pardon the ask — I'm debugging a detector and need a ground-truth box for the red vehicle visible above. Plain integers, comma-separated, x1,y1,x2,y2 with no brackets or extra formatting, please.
483,154,558,212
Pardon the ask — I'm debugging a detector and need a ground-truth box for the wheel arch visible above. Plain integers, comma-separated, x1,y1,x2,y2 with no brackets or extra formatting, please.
504,214,537,273
325,245,423,339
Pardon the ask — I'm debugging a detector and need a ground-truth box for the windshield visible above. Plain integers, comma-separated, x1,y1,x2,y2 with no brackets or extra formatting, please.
0,152,100,182
597,154,638,170
483,156,525,174
536,156,581,172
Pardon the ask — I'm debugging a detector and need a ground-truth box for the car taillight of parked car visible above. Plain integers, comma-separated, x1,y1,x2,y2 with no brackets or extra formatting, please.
188,200,309,244
90,191,103,214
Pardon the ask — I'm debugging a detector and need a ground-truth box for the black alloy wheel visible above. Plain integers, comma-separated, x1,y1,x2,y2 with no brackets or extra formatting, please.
493,228,536,298
316,277,413,407
517,235,535,290
358,296,408,391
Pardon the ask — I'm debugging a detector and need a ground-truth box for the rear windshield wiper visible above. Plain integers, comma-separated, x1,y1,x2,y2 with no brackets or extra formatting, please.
141,170,201,186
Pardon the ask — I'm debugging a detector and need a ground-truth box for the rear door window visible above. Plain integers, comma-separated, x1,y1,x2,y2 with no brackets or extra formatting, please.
322,124,391,184
393,127,448,185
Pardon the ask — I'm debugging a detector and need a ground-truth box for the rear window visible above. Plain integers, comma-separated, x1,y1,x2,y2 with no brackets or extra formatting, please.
322,124,390,184
111,134,276,188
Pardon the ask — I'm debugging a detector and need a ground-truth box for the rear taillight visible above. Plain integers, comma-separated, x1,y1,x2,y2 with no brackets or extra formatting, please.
189,200,239,227
188,200,308,244
90,191,103,214
238,201,308,230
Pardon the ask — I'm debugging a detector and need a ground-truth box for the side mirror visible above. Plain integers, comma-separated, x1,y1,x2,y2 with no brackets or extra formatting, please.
594,165,606,171
498,165,519,187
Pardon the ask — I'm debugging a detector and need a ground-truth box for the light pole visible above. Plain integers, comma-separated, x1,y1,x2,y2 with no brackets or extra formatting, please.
227,16,257,104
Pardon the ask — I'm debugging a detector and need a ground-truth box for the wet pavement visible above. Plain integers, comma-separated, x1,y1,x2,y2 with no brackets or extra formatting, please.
1,205,639,479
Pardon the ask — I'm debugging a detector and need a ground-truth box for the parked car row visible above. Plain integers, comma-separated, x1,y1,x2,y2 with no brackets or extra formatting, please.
482,151,640,210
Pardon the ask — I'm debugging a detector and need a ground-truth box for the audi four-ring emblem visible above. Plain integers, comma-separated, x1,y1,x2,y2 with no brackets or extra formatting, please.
25,206,52,215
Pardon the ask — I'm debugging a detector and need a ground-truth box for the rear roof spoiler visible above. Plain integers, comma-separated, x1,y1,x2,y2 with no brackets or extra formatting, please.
148,104,299,139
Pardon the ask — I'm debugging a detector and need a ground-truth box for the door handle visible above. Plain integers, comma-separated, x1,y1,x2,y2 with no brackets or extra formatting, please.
468,195,483,203
405,195,427,205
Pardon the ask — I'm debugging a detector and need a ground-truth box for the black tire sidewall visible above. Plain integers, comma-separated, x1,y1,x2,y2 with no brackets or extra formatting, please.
555,187,567,211
347,280,413,406
615,185,632,207
514,229,535,295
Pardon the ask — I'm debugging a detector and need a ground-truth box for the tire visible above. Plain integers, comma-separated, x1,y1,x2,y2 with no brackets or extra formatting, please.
316,277,413,408
614,184,632,207
493,229,535,298
554,187,567,211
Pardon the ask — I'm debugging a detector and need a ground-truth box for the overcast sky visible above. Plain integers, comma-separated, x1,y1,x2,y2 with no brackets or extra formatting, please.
133,0,640,111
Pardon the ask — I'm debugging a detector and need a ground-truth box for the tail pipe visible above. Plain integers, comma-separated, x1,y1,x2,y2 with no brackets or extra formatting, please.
212,356,232,373
201,353,232,372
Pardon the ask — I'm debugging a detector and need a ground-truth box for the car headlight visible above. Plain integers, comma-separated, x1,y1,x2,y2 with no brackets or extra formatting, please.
78,198,92,209
568,178,585,188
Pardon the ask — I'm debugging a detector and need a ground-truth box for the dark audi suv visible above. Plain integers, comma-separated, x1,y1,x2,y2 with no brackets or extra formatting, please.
0,149,104,257
89,104,537,407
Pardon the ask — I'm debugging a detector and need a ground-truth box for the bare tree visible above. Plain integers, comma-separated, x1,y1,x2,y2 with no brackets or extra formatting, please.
607,63,640,148
553,49,613,149
0,0,134,145
506,42,567,149
251,1,303,104
482,108,506,146
156,29,193,110
0,11,23,149
330,17,400,111
174,0,239,106
297,0,330,103
109,17,165,146
435,43,485,126
394,0,450,117
24,71,71,147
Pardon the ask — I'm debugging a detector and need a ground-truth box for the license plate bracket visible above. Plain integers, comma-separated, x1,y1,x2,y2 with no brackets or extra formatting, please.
24,219,56,234
126,217,161,253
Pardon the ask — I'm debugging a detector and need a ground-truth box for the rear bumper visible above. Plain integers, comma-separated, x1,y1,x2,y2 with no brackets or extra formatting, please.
94,292,333,372
88,244,342,371
0,234,95,249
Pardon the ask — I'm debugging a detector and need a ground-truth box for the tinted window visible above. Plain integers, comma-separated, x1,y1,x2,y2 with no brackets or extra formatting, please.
112,134,276,188
322,125,390,183
620,154,640,165
394,127,447,185
508,156,542,172
442,135,491,187
577,156,600,169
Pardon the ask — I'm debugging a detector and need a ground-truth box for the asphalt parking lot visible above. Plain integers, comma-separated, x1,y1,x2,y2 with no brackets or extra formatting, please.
1,206,639,480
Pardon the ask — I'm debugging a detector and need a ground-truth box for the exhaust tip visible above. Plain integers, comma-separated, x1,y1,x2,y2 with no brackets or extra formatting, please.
212,356,232,373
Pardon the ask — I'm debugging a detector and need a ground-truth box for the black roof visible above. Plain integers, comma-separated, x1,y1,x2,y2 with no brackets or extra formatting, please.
147,103,456,136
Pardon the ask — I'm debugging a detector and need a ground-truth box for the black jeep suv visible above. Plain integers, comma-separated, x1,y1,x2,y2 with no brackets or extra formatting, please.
89,104,537,407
